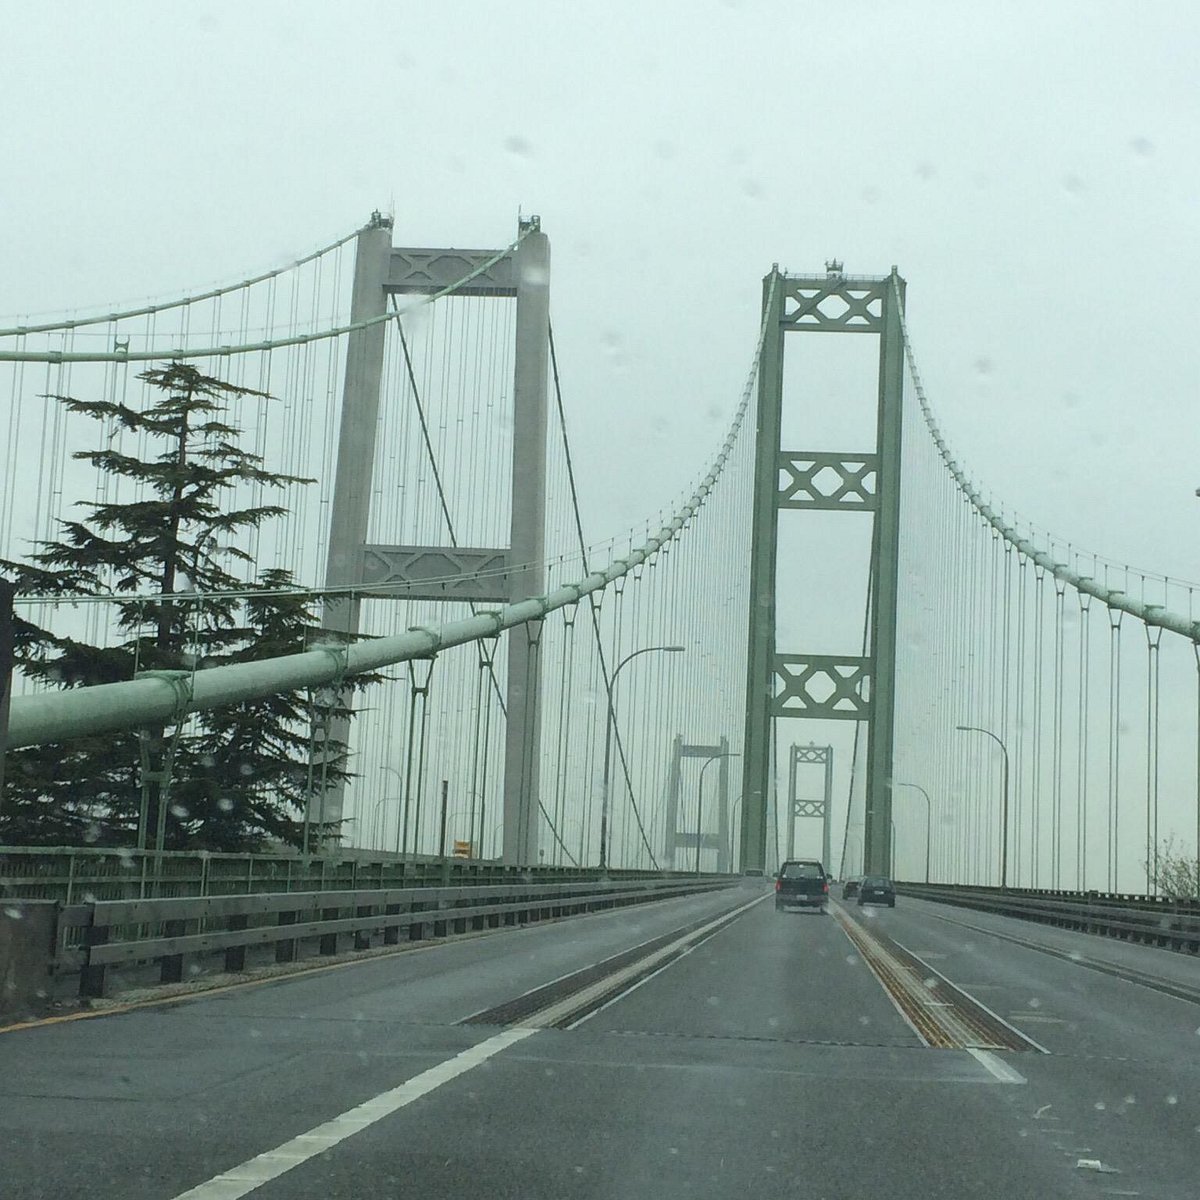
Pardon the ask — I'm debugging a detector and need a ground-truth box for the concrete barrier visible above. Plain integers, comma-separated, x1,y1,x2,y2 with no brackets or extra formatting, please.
0,899,58,1019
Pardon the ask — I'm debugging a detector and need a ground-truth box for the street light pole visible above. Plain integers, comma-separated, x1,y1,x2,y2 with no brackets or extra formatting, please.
381,763,406,855
696,752,739,874
371,793,403,851
956,724,1011,888
894,781,933,884
599,644,686,870
728,792,745,868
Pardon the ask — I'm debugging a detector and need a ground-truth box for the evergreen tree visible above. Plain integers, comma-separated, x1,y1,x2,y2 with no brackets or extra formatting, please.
1,363,355,850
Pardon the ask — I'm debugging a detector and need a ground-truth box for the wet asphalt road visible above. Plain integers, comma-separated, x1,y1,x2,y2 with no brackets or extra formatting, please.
1,883,1196,1199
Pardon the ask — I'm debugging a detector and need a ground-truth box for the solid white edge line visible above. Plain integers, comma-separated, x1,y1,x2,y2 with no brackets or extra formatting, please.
564,895,768,1030
169,1027,536,1200
893,939,1052,1054
967,1047,1027,1085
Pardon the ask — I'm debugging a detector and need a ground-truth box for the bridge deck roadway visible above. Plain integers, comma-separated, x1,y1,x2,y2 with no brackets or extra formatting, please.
0,884,1196,1198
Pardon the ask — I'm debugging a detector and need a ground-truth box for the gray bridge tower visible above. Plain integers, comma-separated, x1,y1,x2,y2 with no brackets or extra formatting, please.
664,735,732,872
319,214,550,865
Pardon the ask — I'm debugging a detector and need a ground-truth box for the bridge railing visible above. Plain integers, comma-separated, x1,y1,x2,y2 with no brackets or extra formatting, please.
0,868,734,1008
896,882,1200,956
0,844,680,905
21,873,737,1004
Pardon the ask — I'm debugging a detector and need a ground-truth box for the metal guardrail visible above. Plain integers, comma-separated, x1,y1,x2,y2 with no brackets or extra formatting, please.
50,874,735,1000
897,883,1200,955
0,844,674,904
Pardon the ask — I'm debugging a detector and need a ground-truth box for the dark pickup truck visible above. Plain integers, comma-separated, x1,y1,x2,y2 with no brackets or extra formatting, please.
774,859,830,913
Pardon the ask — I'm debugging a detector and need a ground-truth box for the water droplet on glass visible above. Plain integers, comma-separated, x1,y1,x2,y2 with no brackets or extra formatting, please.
504,135,532,158
1129,136,1153,157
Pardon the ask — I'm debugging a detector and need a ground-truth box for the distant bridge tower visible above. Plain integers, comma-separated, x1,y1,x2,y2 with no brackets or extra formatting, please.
320,214,550,866
741,263,905,877
786,743,833,868
664,734,731,872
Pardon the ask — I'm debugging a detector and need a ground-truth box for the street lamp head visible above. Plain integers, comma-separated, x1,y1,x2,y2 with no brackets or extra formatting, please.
664,645,686,653
954,724,970,731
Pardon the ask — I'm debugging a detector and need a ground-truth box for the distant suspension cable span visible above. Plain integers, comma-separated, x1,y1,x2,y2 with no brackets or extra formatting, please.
0,223,371,338
7,285,772,748
0,231,527,364
894,278,1200,645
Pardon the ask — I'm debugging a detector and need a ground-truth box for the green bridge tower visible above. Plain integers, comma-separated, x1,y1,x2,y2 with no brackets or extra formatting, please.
741,263,906,878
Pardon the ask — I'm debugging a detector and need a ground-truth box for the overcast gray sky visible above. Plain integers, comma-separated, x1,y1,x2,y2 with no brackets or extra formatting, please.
3,0,1196,582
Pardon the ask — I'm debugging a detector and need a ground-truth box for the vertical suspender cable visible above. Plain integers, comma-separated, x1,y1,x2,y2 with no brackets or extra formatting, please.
1107,607,1124,891
1052,578,1066,888
1014,556,1028,886
1031,565,1046,887
1145,624,1162,892
547,318,660,867
1076,592,1092,889
1195,643,1200,886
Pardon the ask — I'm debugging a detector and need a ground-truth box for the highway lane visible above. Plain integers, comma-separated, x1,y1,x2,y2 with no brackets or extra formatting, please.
1,884,1196,1198
0,883,743,1200
853,894,1200,1197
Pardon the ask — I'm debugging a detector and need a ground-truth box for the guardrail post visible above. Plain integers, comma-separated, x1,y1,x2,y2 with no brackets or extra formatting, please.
224,914,248,972
319,906,339,955
78,910,108,999
275,909,298,962
354,906,372,951
159,919,185,983
383,904,401,944
409,900,425,941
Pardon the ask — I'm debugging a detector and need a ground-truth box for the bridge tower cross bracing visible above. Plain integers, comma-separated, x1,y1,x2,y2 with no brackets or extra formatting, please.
741,264,905,877
320,215,550,866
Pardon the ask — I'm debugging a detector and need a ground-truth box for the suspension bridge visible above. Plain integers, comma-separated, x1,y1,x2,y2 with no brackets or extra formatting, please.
0,215,1197,1200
